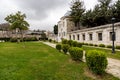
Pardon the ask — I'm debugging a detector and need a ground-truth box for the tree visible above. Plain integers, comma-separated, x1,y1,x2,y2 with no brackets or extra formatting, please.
53,25,58,35
114,0,120,22
5,11,29,42
70,0,85,29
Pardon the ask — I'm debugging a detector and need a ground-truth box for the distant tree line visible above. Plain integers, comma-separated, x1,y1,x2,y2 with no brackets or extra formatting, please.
70,0,120,28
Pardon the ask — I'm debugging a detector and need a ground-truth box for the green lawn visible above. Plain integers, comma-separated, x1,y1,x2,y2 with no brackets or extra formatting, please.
0,42,119,80
83,46,120,60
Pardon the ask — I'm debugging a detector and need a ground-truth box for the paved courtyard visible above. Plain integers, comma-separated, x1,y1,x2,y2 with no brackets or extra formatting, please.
43,42,120,79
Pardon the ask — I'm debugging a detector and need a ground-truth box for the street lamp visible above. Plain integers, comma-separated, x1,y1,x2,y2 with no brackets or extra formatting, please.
111,17,115,53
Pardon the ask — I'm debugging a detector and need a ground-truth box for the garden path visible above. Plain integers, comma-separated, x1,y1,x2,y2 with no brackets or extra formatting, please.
43,42,120,79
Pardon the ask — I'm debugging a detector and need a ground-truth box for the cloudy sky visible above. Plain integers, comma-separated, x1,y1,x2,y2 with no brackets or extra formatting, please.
0,0,98,31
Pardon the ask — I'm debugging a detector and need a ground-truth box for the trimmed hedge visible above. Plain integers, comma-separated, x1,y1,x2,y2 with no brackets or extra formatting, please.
77,42,82,48
62,39,68,44
116,46,120,49
68,40,73,46
89,43,93,46
72,41,78,47
94,44,98,47
69,47,83,61
48,39,52,42
106,45,112,48
56,44,62,52
62,44,70,54
86,50,108,75
99,44,105,47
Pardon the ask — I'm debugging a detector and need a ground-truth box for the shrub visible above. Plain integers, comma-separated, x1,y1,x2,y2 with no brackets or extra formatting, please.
48,39,52,42
69,47,83,61
76,42,82,48
72,41,78,47
62,44,70,54
86,50,108,75
56,44,62,52
24,37,38,41
116,46,120,49
94,44,98,47
68,40,73,46
10,38,18,42
106,45,112,48
89,43,93,46
99,44,105,47
84,43,88,45
62,39,68,44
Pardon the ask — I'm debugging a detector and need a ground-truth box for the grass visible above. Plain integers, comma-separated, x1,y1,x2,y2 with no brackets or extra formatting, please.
83,45,120,60
0,42,119,80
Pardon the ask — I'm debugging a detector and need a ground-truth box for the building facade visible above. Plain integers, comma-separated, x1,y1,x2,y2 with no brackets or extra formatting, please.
58,12,120,46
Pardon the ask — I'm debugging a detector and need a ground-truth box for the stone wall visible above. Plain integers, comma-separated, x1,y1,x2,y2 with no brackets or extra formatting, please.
67,22,120,46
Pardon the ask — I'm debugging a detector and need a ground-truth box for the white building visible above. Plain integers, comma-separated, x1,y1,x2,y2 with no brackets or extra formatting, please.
58,12,120,46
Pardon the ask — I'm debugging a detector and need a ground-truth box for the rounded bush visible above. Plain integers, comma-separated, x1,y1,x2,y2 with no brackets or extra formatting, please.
89,43,93,46
99,44,105,47
86,50,108,75
62,39,68,44
116,46,120,49
62,44,70,54
72,41,78,47
69,47,83,61
48,39,52,42
68,40,73,46
76,42,82,48
56,44,62,52
106,45,112,48
94,44,98,47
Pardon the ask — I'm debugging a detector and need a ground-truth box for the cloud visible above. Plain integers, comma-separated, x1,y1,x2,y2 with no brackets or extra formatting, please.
0,0,99,31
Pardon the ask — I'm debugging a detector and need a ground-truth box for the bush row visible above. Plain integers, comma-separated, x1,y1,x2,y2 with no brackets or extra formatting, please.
55,39,108,75
10,37,38,42
82,43,120,49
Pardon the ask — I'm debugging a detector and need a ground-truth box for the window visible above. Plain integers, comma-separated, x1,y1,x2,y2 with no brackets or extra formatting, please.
89,34,92,41
110,32,116,41
98,33,102,41
82,34,85,40
73,35,75,40
77,34,80,40
69,35,71,40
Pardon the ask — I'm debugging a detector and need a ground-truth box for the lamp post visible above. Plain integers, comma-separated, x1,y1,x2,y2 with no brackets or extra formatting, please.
111,17,115,53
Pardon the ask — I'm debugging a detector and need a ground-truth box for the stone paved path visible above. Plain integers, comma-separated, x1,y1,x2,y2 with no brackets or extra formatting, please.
43,42,120,79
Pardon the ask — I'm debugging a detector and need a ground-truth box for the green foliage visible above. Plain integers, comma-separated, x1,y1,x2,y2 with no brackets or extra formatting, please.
24,37,38,41
94,44,98,47
86,50,108,75
62,39,68,44
56,44,62,52
62,44,70,54
53,25,58,35
89,43,93,46
67,40,73,46
0,38,10,42
84,43,88,45
70,0,85,27
10,38,18,42
106,45,112,48
116,46,120,49
99,44,105,47
77,42,82,48
71,41,78,47
5,11,29,30
69,47,83,61
48,39,52,42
